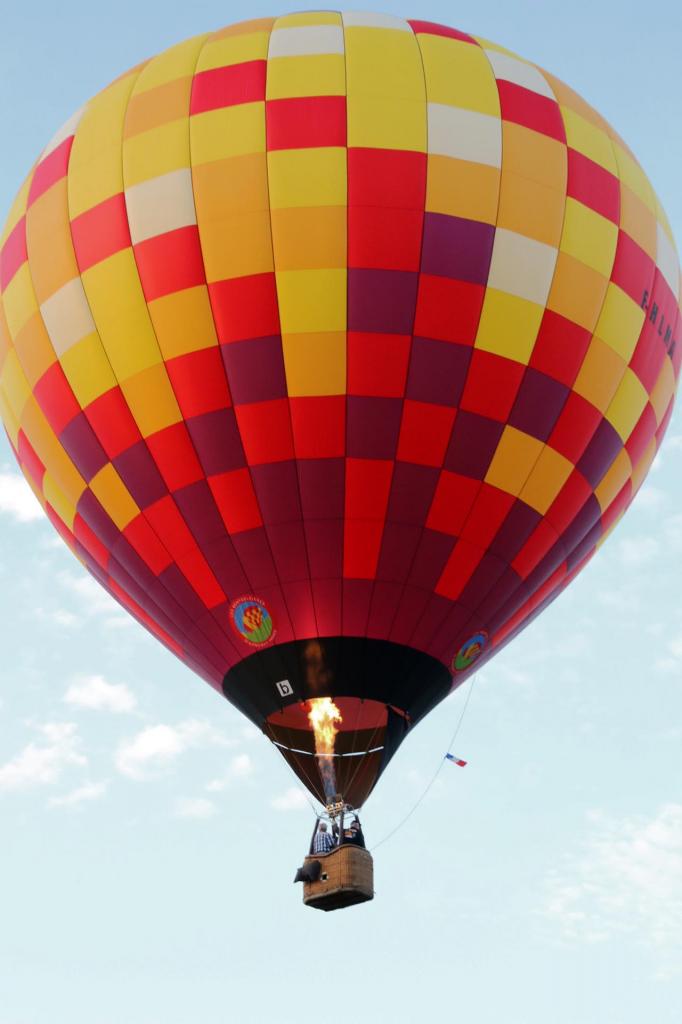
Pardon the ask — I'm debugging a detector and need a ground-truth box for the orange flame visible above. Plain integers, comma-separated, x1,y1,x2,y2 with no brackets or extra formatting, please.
308,697,343,801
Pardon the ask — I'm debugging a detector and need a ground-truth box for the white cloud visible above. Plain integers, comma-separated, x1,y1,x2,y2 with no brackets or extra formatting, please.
206,753,255,792
0,723,86,792
632,483,666,513
0,469,43,523
64,675,137,714
48,781,107,808
271,787,309,812
544,804,682,974
174,797,217,819
618,536,660,568
115,720,227,780
58,571,132,628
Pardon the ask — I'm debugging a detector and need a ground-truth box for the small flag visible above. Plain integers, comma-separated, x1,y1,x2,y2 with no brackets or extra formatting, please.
445,753,467,767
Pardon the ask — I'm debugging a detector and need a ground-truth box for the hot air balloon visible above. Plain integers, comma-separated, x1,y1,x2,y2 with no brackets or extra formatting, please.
1,11,679,909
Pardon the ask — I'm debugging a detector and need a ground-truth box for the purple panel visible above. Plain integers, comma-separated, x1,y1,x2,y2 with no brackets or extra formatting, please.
390,586,431,645
110,534,158,593
148,577,203,637
348,268,419,334
189,614,236,664
203,536,251,595
508,368,569,441
458,552,507,610
410,592,453,650
566,520,602,571
267,520,309,582
406,337,472,407
60,412,108,482
76,490,121,549
158,563,208,620
366,580,403,640
474,566,523,623
427,602,476,661
421,213,495,284
251,460,301,524
186,408,245,475
376,523,422,582
387,462,439,525
558,492,601,555
305,519,343,578
488,500,542,562
113,440,167,508
312,578,342,636
444,411,504,479
282,579,317,638
174,480,226,547
221,336,287,404
342,578,372,636
408,529,456,590
298,458,344,519
231,527,278,588
255,585,295,644
577,418,622,488
347,396,403,458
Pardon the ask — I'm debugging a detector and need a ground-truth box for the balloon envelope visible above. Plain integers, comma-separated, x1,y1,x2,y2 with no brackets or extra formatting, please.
1,12,679,806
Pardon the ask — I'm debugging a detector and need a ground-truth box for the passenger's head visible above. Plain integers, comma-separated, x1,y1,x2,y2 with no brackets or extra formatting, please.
319,822,328,832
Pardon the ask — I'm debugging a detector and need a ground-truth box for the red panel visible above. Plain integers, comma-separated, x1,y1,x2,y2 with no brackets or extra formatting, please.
426,471,480,536
73,513,110,570
625,402,657,466
461,484,515,549
566,149,619,224
497,81,566,142
531,310,594,387
435,538,484,600
348,148,427,209
266,96,346,150
146,422,204,491
290,396,345,458
408,20,476,42
28,138,73,207
396,401,456,467
208,273,280,343
145,495,225,607
601,479,631,534
512,519,561,578
134,225,206,301
545,469,592,534
85,387,142,459
0,216,27,290
34,363,80,434
190,60,266,114
71,193,131,272
234,399,295,464
460,350,525,422
348,206,423,271
17,429,45,489
165,346,232,418
343,520,384,579
209,467,263,533
107,575,185,657
548,391,603,463
123,513,173,575
348,332,410,397
345,458,393,519
413,276,484,344
611,232,655,306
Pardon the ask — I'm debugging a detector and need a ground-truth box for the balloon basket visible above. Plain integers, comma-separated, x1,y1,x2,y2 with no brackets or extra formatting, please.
302,845,374,912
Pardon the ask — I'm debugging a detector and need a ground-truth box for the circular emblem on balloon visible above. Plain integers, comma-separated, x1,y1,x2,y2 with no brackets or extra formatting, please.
230,596,275,646
452,631,488,673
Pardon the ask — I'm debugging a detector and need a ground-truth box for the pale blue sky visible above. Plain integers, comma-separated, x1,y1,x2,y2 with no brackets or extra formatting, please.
1,3,681,1023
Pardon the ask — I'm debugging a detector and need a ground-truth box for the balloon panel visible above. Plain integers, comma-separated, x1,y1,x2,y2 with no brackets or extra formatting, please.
1,12,679,801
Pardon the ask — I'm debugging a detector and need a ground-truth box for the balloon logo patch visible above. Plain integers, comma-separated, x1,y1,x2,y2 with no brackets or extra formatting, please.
230,597,275,647
452,632,488,673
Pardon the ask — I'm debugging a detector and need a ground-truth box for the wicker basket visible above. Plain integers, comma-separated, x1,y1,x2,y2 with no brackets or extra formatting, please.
302,845,374,911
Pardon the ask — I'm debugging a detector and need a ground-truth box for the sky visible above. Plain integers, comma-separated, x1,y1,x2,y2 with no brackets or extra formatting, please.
1,2,681,1022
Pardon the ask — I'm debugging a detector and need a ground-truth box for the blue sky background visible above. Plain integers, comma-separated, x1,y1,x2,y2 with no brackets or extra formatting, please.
1,3,681,1022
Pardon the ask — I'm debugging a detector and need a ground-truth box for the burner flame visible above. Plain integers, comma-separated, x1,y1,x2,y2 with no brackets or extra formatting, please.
308,697,343,801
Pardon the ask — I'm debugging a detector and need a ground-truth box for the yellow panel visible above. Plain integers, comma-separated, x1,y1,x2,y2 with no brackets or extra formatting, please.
546,252,608,331
519,445,573,514
275,269,346,334
122,120,190,186
605,368,649,442
594,283,645,362
572,337,626,412
345,26,423,99
0,170,32,248
193,153,268,215
60,332,117,407
124,77,193,138
42,472,77,529
270,206,346,270
197,27,272,70
119,363,182,437
0,349,31,419
190,103,266,163
654,192,676,247
619,184,657,260
211,17,274,41
594,447,632,512
425,156,499,223
543,71,611,134
560,198,618,277
649,357,675,424
475,290,543,365
12,314,57,387
560,106,617,173
0,303,11,369
0,390,19,446
282,331,346,396
266,54,346,98
26,182,78,303
89,464,139,530
416,34,500,114
21,400,85,504
485,426,543,496
2,264,37,339
497,173,565,247
199,209,273,281
147,287,218,359
501,122,566,189
612,142,655,213
267,148,346,208
347,96,425,151
630,437,657,493
131,35,206,93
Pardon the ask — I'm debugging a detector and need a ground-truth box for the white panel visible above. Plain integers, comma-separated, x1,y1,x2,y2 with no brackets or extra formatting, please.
487,228,558,306
427,104,501,167
269,25,345,56
656,222,680,301
40,107,86,160
342,11,411,30
125,169,197,245
40,277,96,356
485,50,555,99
